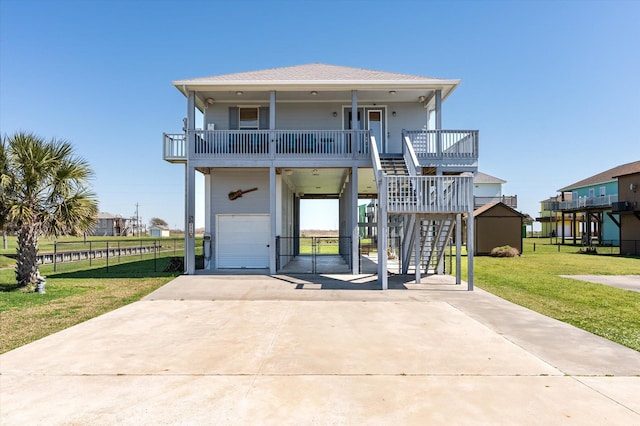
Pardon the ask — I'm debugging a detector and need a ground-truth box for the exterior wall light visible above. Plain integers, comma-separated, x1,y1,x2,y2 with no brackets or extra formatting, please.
631,183,638,192
418,96,426,102
206,98,215,105
392,111,397,117
332,111,338,117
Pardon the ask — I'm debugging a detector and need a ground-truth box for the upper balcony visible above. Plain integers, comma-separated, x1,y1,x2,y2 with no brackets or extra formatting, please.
163,129,478,168
474,195,517,209
403,129,478,170
543,194,619,212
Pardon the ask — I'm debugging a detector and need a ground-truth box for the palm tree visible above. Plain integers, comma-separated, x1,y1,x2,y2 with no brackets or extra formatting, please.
1,132,98,288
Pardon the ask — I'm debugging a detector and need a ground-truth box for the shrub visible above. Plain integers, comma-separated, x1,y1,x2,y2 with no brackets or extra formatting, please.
490,245,520,257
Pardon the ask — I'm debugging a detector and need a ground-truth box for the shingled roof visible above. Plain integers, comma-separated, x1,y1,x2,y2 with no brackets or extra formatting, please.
558,160,640,192
175,63,448,84
474,171,506,184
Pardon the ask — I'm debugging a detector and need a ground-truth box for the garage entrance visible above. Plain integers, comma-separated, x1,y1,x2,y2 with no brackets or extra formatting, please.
217,214,270,268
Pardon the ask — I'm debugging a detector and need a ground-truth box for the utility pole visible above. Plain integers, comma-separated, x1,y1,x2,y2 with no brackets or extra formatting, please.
135,203,140,237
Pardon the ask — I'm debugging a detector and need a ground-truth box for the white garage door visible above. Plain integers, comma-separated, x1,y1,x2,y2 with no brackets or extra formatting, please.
217,214,270,268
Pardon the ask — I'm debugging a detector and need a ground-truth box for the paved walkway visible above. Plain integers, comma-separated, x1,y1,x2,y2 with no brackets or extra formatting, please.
561,274,640,293
1,274,639,425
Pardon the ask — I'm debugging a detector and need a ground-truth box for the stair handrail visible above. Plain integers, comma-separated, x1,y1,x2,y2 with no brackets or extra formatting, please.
369,135,384,183
402,135,420,176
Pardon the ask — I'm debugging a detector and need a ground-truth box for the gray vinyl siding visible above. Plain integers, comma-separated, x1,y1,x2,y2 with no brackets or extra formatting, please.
210,168,270,215
203,101,428,154
275,103,343,130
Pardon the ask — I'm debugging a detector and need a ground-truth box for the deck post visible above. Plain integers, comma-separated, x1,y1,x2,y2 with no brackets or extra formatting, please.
435,90,442,158
270,166,277,274
351,90,358,159
351,166,359,274
414,214,421,283
185,90,196,275
466,208,474,290
456,213,462,284
378,180,388,290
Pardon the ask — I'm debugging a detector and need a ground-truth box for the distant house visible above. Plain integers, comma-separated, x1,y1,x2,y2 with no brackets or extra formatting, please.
537,194,582,238
90,212,130,237
473,202,524,255
149,226,170,238
473,171,517,209
551,161,640,246
612,169,640,255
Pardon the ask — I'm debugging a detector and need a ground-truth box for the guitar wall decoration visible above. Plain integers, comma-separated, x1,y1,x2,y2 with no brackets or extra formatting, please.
228,187,258,200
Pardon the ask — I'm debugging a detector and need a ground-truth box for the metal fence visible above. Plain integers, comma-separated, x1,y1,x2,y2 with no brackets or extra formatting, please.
276,236,352,273
35,238,203,273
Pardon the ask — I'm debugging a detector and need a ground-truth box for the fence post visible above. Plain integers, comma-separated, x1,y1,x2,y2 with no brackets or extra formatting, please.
89,241,92,267
106,241,109,272
154,240,157,272
54,241,57,272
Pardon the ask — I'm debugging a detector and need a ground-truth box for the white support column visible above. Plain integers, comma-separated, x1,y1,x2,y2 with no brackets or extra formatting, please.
351,90,358,129
377,181,388,290
351,166,359,274
204,173,212,270
185,91,196,275
466,211,474,290
456,213,462,284
269,166,277,274
269,90,276,129
435,90,442,130
351,91,358,158
414,215,421,283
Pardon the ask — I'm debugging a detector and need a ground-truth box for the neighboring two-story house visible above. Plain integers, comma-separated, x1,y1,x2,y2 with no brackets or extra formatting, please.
473,171,516,209
545,161,640,246
163,64,479,289
613,167,640,255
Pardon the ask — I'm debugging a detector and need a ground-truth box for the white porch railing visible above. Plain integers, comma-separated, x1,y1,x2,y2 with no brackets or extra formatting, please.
403,130,478,160
474,195,517,209
555,194,618,210
163,130,370,161
163,133,186,160
402,135,420,176
386,175,473,213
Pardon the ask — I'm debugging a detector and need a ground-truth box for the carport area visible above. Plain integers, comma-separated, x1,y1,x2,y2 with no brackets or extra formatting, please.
1,274,640,424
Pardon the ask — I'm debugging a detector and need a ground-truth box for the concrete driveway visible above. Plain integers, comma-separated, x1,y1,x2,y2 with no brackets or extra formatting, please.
1,274,639,424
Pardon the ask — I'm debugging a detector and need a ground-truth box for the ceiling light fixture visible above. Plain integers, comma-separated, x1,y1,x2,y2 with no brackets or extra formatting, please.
418,96,426,102
310,91,318,96
236,91,244,96
206,98,215,105
388,90,396,95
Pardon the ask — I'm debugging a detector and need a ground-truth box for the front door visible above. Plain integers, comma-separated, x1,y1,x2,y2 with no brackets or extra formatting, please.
368,110,384,152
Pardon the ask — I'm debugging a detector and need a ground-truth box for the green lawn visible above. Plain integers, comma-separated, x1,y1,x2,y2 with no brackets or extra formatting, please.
0,252,182,353
2,237,639,354
464,239,640,351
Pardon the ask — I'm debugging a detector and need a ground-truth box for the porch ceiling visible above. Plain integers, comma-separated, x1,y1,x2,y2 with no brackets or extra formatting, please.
193,88,442,104
279,167,377,199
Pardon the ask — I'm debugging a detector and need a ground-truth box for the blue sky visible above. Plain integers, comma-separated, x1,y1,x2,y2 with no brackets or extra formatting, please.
1,0,638,231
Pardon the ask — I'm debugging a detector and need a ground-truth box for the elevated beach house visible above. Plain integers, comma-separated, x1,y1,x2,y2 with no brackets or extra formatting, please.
163,64,479,289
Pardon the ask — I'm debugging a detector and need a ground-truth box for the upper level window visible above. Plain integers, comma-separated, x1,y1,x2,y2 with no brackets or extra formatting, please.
599,186,606,196
239,108,259,129
588,188,595,198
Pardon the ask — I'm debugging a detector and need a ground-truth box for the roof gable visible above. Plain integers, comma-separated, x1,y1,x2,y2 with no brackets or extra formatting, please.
473,202,524,217
558,161,640,192
474,171,506,184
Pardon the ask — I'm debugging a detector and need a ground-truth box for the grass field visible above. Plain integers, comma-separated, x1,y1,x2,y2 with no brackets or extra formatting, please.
467,239,640,351
1,237,639,353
